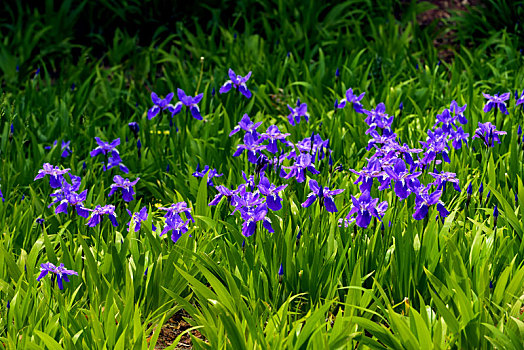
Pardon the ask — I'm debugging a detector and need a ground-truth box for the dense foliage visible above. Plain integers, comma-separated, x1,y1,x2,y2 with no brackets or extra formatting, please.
1,1,523,349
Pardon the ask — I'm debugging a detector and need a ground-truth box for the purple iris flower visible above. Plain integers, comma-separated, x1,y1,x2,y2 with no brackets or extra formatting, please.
349,158,383,193
104,151,129,174
450,100,468,124
233,133,265,163
160,216,190,243
411,184,447,220
282,153,320,183
434,108,456,133
0,188,4,202
516,90,524,106
472,122,507,147
171,89,204,120
384,159,422,199
159,201,194,223
362,103,394,134
90,137,120,158
86,204,118,227
450,127,469,149
37,262,78,290
429,171,460,192
128,122,140,138
301,179,344,213
287,102,310,126
345,191,385,228
219,68,252,98
34,163,71,188
259,125,290,153
192,165,223,186
335,88,365,113
258,176,287,211
54,189,89,218
59,141,72,158
229,114,263,138
482,92,510,115
209,185,238,206
366,130,398,151
148,92,176,120
126,207,148,232
108,175,140,202
240,203,273,237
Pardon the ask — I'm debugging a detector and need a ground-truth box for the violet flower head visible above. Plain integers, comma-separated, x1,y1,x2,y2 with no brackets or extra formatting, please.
466,182,473,195
233,133,265,163
259,125,290,153
384,158,422,199
301,179,344,213
229,114,262,138
450,100,468,125
411,184,446,220
472,122,507,147
37,262,78,290
159,201,194,223
104,151,129,174
239,203,273,237
128,122,140,138
450,127,469,149
287,102,310,126
90,137,120,158
209,185,237,206
34,163,70,188
219,68,252,98
344,191,386,228
516,89,524,106
282,153,320,183
482,92,510,115
171,89,204,120
108,175,140,202
60,141,72,158
86,204,118,227
363,103,393,133
160,216,190,243
193,165,223,186
148,92,176,120
126,207,148,232
336,88,365,113
258,176,287,211
429,171,461,192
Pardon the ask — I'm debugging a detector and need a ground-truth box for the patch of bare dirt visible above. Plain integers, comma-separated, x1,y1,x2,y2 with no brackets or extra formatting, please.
152,310,206,349
416,0,480,61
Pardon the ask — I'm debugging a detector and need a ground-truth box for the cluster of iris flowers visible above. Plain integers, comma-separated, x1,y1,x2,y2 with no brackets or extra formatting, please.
31,65,516,289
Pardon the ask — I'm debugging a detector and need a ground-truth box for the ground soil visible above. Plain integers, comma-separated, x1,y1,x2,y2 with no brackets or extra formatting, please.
153,310,205,349
415,0,480,61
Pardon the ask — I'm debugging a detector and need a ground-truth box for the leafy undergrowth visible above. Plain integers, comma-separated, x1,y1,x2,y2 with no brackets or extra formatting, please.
1,1,524,349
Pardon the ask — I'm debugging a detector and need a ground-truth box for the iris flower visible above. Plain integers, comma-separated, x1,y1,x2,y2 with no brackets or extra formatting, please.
287,102,310,126
126,207,148,232
335,88,365,113
171,89,204,120
258,176,287,211
86,205,118,227
148,92,176,120
34,163,71,188
229,114,262,138
345,191,387,228
301,179,344,213
219,69,252,98
482,92,510,114
472,122,507,147
37,262,78,290
108,175,140,202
